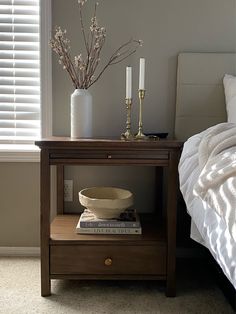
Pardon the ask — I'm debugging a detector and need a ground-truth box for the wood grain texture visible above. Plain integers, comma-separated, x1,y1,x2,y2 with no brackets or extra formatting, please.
50,244,166,275
166,150,180,297
35,138,183,297
51,158,169,166
40,149,51,296
50,274,166,280
35,138,183,150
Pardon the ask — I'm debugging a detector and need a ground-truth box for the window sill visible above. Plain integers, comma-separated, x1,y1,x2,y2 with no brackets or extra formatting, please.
0,144,40,162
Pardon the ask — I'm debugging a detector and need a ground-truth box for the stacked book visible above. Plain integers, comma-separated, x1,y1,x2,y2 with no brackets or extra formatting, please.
76,209,142,234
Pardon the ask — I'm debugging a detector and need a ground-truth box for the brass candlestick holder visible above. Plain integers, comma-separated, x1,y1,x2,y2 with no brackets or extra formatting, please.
135,89,147,140
121,98,133,140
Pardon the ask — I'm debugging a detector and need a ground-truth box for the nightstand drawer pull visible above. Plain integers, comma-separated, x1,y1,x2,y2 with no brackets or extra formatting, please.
104,257,112,266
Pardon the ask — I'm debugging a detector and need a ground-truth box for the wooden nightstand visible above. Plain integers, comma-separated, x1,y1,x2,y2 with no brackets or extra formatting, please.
35,138,183,297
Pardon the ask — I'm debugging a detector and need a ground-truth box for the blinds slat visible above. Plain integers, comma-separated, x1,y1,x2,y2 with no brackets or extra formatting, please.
0,60,39,68
0,68,39,76
0,43,39,52
0,9,39,17
0,120,40,128
0,111,40,120
0,95,40,103
0,1,39,5
0,103,40,112
0,15,39,24
0,129,40,137
0,33,39,41
0,77,39,85
0,123,40,129
0,4,39,10
0,85,39,94
0,87,39,96
0,0,40,142
0,50,39,59
0,23,39,33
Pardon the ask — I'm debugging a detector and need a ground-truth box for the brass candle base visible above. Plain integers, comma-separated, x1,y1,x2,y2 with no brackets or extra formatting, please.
121,98,133,140
135,89,147,140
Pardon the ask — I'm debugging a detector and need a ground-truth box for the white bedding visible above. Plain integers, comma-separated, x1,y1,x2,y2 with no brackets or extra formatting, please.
179,123,236,289
193,123,236,242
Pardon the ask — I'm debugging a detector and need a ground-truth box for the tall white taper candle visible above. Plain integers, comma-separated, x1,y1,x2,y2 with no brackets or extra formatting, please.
139,58,145,90
126,66,132,99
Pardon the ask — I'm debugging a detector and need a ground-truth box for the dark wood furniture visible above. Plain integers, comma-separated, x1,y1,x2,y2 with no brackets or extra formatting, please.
35,138,182,297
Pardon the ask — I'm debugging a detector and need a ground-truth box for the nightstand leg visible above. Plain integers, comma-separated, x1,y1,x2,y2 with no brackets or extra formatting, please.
40,149,51,296
166,150,179,297
41,262,51,297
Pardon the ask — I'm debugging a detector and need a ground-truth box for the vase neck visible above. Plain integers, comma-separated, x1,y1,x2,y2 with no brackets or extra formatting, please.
73,89,90,96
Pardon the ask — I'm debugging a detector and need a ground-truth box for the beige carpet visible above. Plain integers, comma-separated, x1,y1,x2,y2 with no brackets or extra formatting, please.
0,257,234,314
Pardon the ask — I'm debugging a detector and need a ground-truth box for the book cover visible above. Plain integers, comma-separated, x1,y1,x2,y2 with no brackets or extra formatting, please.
76,226,142,235
78,209,141,228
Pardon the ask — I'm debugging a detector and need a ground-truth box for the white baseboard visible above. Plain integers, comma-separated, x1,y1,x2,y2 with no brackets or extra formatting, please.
0,247,40,257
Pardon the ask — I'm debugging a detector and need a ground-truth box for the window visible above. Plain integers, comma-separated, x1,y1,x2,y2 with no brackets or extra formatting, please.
0,0,52,161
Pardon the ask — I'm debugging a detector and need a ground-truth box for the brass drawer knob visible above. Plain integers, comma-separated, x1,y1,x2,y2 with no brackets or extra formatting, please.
104,257,112,266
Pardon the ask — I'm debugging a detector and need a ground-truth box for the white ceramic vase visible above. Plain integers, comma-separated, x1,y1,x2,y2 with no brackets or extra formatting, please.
71,89,92,138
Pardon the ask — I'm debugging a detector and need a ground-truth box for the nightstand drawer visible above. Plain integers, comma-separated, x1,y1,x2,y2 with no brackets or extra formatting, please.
50,150,169,160
50,245,166,275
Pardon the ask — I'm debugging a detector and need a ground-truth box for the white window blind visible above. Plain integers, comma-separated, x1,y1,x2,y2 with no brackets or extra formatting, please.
0,0,40,144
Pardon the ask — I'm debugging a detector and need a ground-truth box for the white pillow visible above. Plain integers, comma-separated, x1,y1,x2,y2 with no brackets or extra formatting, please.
223,74,236,123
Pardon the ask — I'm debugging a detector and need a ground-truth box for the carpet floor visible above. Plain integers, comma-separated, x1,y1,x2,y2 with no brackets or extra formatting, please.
0,257,234,314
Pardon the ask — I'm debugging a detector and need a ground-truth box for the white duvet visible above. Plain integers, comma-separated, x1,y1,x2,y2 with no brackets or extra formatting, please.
179,122,236,288
193,123,236,242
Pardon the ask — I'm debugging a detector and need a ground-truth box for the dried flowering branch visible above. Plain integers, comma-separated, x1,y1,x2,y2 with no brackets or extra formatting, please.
50,0,142,90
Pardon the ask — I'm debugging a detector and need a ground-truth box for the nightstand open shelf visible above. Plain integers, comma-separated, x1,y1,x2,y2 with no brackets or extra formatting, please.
50,214,165,242
35,138,182,297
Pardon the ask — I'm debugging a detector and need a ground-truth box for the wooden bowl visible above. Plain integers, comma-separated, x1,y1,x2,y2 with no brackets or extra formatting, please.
79,187,133,219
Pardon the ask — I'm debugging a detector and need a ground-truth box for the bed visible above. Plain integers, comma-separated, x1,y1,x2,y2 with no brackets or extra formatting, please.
175,53,236,309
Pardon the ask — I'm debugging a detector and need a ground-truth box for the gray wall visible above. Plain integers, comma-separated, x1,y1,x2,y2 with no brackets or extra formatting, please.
1,0,236,246
52,0,236,137
52,0,236,213
0,163,40,246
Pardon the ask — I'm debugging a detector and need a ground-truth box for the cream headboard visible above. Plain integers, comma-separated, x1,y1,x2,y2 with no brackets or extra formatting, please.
175,53,236,141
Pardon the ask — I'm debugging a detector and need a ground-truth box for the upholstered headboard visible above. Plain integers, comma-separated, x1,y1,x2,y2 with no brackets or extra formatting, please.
175,53,236,141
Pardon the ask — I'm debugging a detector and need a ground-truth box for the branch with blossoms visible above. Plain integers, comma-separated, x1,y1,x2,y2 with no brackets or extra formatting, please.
50,0,143,90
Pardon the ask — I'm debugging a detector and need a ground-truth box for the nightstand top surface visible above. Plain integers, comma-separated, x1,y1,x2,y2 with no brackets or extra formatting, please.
35,137,183,150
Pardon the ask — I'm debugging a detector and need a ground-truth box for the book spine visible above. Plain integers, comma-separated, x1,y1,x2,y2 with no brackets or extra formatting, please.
79,221,141,228
76,227,142,235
